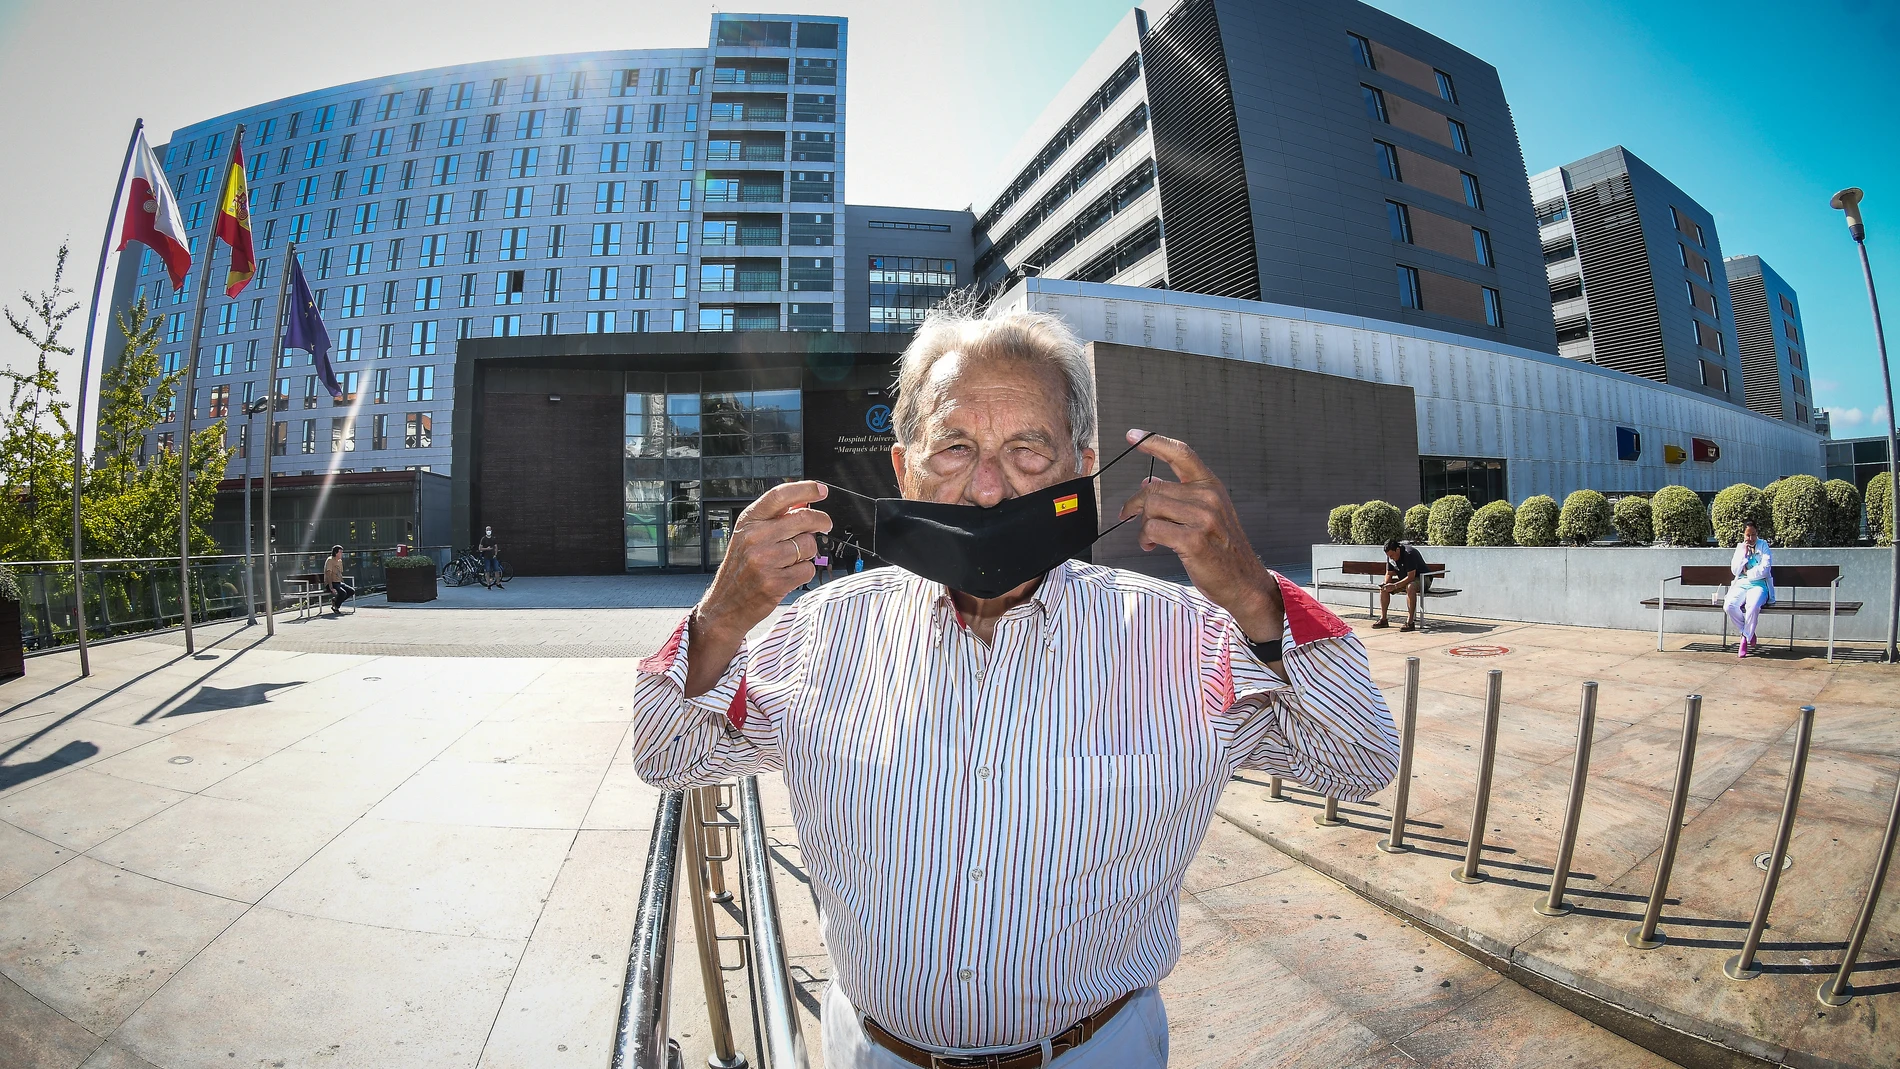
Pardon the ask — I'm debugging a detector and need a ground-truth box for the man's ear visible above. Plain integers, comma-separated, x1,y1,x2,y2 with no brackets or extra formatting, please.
890,443,907,491
1077,445,1097,476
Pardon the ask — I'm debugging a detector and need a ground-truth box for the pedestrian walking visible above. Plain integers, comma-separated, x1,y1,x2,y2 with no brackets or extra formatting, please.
478,525,501,588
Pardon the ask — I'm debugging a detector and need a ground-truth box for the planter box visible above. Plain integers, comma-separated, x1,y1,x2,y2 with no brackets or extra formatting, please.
1311,543,1893,642
0,600,21,679
385,566,438,604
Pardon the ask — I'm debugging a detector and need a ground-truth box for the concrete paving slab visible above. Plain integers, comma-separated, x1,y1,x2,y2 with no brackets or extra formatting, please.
259,818,571,940
0,718,167,800
200,746,425,817
85,795,355,904
0,969,102,1069
439,720,627,767
76,1041,163,1069
0,855,246,1034
87,734,277,795
112,906,520,1069
0,770,188,851
581,762,664,831
367,760,604,829
0,817,72,898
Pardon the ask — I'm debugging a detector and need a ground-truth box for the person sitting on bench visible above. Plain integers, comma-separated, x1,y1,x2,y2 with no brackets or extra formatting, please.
1725,521,1775,658
1375,538,1426,632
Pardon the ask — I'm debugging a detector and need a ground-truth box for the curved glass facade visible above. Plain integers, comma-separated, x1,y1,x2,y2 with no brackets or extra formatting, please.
111,14,848,482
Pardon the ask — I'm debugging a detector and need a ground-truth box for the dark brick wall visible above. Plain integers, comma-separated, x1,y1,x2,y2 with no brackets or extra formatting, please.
476,388,622,575
1090,341,1418,575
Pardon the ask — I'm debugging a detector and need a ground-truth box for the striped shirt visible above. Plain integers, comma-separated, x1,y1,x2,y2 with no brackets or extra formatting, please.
630,560,1398,1050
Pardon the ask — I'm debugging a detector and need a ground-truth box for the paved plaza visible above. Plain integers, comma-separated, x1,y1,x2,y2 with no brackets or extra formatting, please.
0,578,1892,1068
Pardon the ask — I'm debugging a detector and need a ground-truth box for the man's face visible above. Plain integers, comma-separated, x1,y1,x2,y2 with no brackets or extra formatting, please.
1386,547,1401,562
891,352,1096,506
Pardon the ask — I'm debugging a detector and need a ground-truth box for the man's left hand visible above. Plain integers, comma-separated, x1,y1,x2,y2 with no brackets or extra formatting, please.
1116,429,1283,641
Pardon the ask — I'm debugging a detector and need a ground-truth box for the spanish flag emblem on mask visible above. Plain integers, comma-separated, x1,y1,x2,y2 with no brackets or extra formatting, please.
1053,493,1079,516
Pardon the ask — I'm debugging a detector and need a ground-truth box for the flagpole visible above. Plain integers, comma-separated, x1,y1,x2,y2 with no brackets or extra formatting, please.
174,122,244,655
262,242,292,638
69,119,145,677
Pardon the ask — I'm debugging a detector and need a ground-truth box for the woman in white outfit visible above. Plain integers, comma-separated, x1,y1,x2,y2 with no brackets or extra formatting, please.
1725,520,1774,658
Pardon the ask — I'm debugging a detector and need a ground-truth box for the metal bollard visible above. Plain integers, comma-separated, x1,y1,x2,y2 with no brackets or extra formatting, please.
1267,775,1284,801
1452,670,1504,885
1535,682,1599,917
1379,657,1422,854
1628,695,1702,950
1819,749,1900,1006
1727,706,1815,981
1315,793,1343,827
680,789,746,1068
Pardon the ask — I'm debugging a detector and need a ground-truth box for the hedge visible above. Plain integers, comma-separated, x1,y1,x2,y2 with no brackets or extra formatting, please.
1403,504,1431,543
1351,500,1403,546
1468,500,1516,546
1711,483,1767,547
0,564,17,604
1868,471,1894,546
1612,495,1653,545
1327,504,1357,545
1513,495,1559,547
1427,495,1474,546
1556,489,1611,545
385,554,438,570
1822,479,1862,547
1770,474,1824,547
1652,485,1712,546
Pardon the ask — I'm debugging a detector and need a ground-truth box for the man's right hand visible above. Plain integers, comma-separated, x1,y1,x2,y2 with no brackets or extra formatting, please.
684,480,831,697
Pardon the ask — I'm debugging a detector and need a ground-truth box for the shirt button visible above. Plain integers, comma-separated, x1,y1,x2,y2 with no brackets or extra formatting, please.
970,868,984,881
958,968,974,981
976,767,992,780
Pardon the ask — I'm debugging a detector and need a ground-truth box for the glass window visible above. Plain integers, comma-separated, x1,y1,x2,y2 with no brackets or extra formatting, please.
1361,85,1387,123
1386,201,1412,243
1461,172,1483,210
1419,457,1507,507
1448,119,1471,155
1473,228,1493,266
1374,140,1401,181
1483,287,1502,327
1396,264,1422,310
1348,32,1374,68
1435,69,1458,104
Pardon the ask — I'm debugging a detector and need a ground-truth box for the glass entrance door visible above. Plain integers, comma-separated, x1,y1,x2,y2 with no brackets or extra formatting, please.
703,503,742,570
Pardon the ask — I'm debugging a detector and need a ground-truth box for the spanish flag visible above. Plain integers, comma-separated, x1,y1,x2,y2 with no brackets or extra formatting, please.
214,141,255,297
1053,493,1079,516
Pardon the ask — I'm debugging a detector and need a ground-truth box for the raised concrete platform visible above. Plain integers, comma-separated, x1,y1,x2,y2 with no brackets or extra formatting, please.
0,596,1677,1067
1221,611,1900,1069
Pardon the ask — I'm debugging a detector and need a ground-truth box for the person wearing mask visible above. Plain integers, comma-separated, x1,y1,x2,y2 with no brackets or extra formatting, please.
1725,520,1775,658
478,526,501,589
324,545,354,614
629,306,1397,1068
1374,537,1428,631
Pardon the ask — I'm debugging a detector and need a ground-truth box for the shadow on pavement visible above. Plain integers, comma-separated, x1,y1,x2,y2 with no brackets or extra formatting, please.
0,738,100,791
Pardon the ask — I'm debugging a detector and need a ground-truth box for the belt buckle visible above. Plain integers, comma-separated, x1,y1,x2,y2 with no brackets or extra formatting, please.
930,1055,1001,1069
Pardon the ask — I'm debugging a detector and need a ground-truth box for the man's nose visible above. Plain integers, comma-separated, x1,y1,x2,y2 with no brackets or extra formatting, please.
964,455,1009,507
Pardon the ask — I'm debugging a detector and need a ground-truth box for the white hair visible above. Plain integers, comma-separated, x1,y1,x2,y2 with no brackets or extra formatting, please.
892,297,1097,463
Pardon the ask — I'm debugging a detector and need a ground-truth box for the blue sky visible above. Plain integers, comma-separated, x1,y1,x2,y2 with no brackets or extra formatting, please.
0,0,1894,435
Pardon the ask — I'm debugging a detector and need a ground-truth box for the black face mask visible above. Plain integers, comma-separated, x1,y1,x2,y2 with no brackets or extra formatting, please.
827,433,1154,600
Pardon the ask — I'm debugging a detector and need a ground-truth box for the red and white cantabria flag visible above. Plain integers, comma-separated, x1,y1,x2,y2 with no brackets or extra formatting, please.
117,128,191,288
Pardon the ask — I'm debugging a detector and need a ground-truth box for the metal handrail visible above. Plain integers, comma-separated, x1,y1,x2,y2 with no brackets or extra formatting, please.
739,776,811,1069
612,778,807,1069
613,791,685,1069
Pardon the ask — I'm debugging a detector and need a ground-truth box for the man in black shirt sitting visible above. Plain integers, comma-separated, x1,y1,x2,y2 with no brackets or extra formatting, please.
1375,538,1427,632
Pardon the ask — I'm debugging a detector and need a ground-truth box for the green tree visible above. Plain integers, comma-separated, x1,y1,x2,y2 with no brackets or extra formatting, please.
1556,489,1612,545
1350,500,1402,546
1612,494,1653,545
1652,485,1712,546
81,298,226,559
1427,495,1473,546
1327,504,1357,544
0,243,79,561
1710,483,1769,547
1769,474,1824,547
1403,503,1430,542
1820,479,1862,547
1866,471,1893,547
1468,500,1516,546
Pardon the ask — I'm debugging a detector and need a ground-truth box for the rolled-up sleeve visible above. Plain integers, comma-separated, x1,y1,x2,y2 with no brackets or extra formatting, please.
1209,616,1399,802
629,605,807,789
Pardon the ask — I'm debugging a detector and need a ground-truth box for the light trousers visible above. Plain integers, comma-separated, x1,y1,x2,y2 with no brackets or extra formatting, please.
822,982,1168,1068
1724,584,1769,645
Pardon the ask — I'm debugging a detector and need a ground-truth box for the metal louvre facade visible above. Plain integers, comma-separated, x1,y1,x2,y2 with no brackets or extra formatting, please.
1564,175,1665,383
1728,273,1783,419
1140,0,1259,300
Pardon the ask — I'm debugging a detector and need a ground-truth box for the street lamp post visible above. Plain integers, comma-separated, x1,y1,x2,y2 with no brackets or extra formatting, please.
1831,187,1899,664
240,397,272,625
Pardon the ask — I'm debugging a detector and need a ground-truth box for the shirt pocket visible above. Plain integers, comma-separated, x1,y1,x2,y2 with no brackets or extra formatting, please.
1036,754,1188,915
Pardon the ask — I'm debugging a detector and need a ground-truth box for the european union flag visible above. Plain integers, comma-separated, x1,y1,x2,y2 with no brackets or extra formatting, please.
284,252,340,398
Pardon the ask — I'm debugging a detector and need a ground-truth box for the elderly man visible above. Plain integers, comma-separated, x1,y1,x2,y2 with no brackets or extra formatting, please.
631,307,1398,1067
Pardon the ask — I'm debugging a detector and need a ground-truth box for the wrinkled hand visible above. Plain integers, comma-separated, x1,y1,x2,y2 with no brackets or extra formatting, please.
1116,430,1283,641
685,480,831,696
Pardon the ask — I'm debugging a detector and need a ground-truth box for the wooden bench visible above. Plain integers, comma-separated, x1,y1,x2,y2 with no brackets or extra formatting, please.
1315,557,1462,627
284,572,356,619
1642,564,1860,662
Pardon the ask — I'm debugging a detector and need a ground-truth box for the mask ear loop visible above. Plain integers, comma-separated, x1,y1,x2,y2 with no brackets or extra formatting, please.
816,482,887,565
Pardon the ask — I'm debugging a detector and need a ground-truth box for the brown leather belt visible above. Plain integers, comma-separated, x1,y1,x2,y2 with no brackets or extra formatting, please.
860,990,1138,1069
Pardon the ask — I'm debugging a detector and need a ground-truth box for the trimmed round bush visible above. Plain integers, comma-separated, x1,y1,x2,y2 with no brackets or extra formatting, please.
1711,483,1768,547
1351,500,1403,546
1869,472,1895,547
1556,490,1611,545
1513,495,1559,547
1652,485,1712,546
1468,500,1516,546
1327,504,1358,545
1613,495,1653,545
1770,474,1824,547
1427,495,1473,547
1821,479,1863,547
1403,504,1431,543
